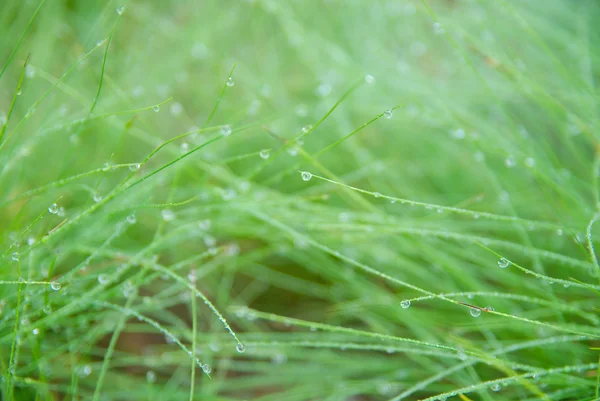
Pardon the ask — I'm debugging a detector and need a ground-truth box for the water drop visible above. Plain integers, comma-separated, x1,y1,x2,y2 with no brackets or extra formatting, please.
497,257,510,268
505,156,516,168
97,274,109,284
201,364,211,374
287,147,298,156
79,365,92,377
374,192,382,198
316,82,332,97
152,105,160,112
490,383,501,392
364,74,375,84
48,203,59,214
220,188,236,201
400,300,411,309
161,209,175,222
126,214,136,224
485,306,495,312
146,370,157,383
198,219,211,231
25,65,35,78
451,128,465,139
226,77,235,87
384,109,393,119
236,343,246,353
170,102,183,116
93,193,103,203
525,157,536,168
129,163,140,171
470,308,481,318
50,282,61,291
11,252,19,261
17,89,22,96
302,125,312,133
259,149,270,159
116,6,125,15
220,125,232,136
32,328,40,335
204,235,217,247
433,22,445,34
301,171,312,181
180,142,189,154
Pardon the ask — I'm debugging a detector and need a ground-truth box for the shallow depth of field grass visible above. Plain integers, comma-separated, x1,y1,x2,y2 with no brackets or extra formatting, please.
1,0,600,400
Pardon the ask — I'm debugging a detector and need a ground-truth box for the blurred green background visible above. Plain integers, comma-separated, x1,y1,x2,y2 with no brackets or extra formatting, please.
1,0,600,400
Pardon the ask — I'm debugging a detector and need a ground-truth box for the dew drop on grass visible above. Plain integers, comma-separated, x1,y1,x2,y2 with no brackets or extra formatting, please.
470,308,481,318
384,109,393,119
102,162,111,172
226,77,235,87
433,22,445,34
498,257,510,268
93,193,103,203
161,209,175,221
198,219,211,231
11,252,19,261
79,365,92,377
152,105,160,112
317,82,332,97
180,142,189,154
127,214,136,224
490,383,501,392
505,156,516,168
301,171,312,181
116,6,125,15
129,163,140,171
220,125,232,136
374,192,382,198
364,74,375,84
48,203,59,214
302,125,312,133
236,343,246,353
146,370,157,383
451,128,465,139
32,328,40,335
525,157,536,168
25,65,35,78
50,282,61,291
287,147,298,157
400,300,411,309
259,149,270,159
97,274,109,284
17,89,22,96
170,102,183,116
202,364,211,374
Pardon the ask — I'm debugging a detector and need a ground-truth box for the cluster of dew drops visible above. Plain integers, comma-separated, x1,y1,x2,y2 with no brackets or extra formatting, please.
396,257,511,315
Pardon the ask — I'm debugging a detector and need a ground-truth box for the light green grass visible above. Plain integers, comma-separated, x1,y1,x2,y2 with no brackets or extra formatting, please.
1,0,599,400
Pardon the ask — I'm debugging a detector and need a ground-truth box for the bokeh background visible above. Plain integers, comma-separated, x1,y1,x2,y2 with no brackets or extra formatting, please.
1,0,600,400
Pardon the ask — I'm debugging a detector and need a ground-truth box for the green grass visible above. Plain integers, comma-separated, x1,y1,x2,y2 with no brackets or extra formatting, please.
1,0,600,400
